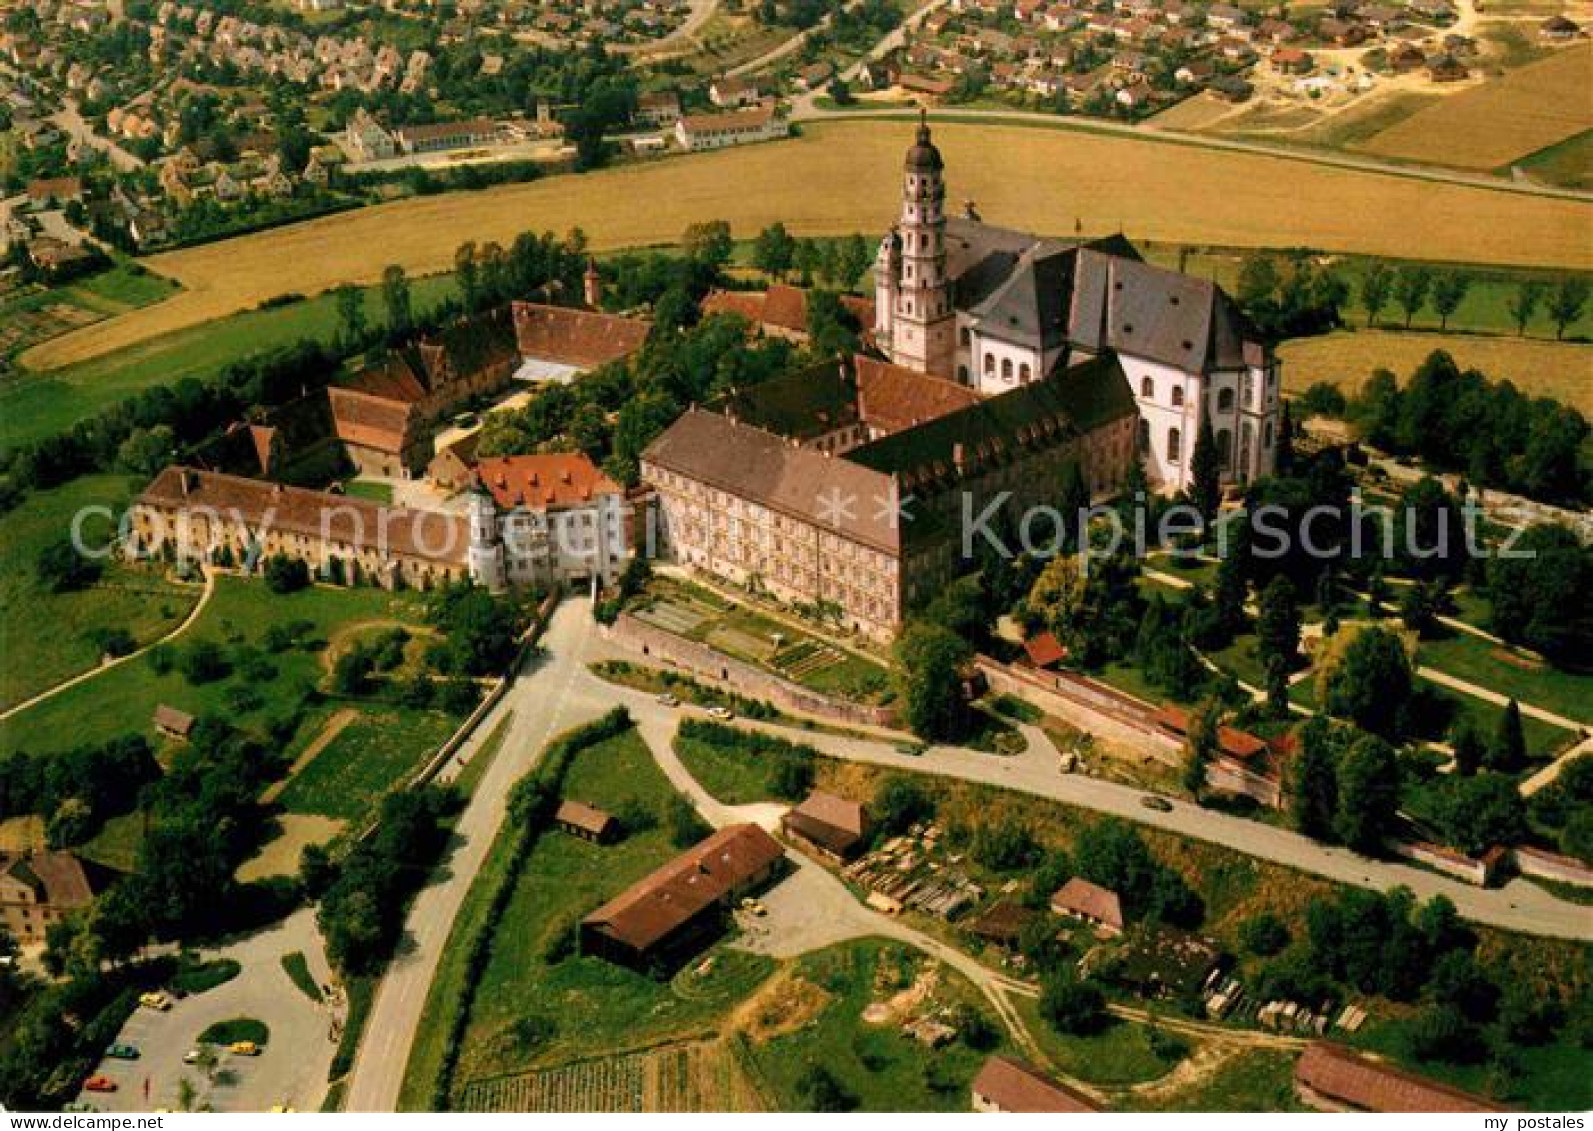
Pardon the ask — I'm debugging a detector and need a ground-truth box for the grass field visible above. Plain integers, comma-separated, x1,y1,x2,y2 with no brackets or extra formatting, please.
1418,632,1592,726
1517,128,1593,191
1278,330,1593,412
1012,997,1185,1086
1118,1048,1306,1112
0,273,457,453
1358,43,1593,170
441,727,776,1094
0,475,199,711
274,706,462,820
745,938,1011,1112
23,119,1593,375
0,576,431,756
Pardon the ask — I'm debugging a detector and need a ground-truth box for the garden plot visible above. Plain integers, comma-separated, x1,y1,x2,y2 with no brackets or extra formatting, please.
457,1040,762,1112
634,599,710,637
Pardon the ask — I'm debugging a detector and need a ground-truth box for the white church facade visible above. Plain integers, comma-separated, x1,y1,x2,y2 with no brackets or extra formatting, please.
873,115,1281,492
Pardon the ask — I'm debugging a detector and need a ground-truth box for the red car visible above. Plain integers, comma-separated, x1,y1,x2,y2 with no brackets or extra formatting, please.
83,1076,118,1093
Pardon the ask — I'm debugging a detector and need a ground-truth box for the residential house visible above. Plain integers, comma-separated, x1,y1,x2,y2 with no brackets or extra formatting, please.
781,790,868,861
707,76,762,107
1050,877,1125,935
0,852,104,945
674,106,788,151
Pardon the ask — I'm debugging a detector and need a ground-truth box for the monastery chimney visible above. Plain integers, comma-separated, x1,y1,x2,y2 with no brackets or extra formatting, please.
952,442,966,472
583,258,603,309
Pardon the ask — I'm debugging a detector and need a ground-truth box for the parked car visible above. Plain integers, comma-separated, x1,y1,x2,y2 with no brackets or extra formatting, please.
230,1041,261,1056
707,706,734,720
83,1076,117,1093
105,1043,140,1060
656,693,680,707
138,991,171,1011
894,741,926,756
1139,795,1173,812
63,1102,98,1113
182,1049,203,1064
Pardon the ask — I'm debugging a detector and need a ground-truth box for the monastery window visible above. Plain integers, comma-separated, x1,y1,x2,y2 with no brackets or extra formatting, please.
1217,387,1235,412
1001,358,1013,380
1216,428,1232,464
1020,363,1031,382
958,364,969,384
1171,386,1184,407
959,326,971,347
984,353,996,375
1140,376,1154,398
1264,420,1274,447
1167,426,1182,463
1137,419,1150,453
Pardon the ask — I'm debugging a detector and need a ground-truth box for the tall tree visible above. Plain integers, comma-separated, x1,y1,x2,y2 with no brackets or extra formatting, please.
751,222,795,279
1189,417,1222,526
1334,734,1399,853
1449,716,1485,777
1184,698,1221,795
682,220,734,272
1359,263,1393,328
893,621,973,741
1274,400,1296,476
1431,271,1470,331
333,283,365,348
1291,716,1340,840
1489,698,1527,773
1546,276,1589,340
1393,266,1432,329
836,234,873,290
1506,279,1544,337
1256,575,1302,673
381,264,413,339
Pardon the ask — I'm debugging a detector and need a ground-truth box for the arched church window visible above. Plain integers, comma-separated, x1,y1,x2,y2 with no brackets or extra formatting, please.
1019,363,1031,382
1001,358,1013,380
984,353,995,375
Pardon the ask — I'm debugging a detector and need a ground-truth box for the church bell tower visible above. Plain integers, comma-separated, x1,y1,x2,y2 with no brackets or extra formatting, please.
889,112,955,379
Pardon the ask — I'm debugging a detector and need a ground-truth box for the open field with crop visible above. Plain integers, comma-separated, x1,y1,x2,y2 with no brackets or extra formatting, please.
23,119,1593,373
1518,128,1593,191
0,273,457,453
275,706,462,820
0,474,199,711
1357,43,1593,170
1278,330,1593,412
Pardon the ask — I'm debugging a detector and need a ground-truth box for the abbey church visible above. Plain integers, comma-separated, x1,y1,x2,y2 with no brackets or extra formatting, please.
874,114,1281,492
641,118,1282,639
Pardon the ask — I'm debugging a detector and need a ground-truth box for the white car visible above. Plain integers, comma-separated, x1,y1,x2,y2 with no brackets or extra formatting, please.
656,693,680,707
707,706,734,721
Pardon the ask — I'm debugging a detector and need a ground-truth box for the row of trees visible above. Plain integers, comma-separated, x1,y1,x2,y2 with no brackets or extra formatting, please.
1357,266,1588,339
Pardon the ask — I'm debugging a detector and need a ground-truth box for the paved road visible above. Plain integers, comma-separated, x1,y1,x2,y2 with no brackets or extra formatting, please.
589,645,1593,942
52,100,145,172
76,908,338,1113
343,601,612,1112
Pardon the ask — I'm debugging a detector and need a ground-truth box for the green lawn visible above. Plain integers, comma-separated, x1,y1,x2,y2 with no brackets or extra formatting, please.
673,730,783,804
1417,678,1573,764
444,727,776,1092
275,706,462,820
1417,631,1592,727
1013,997,1187,1087
0,474,199,711
747,938,1010,1111
343,480,395,504
0,273,457,452
280,952,323,1003
0,576,430,756
1119,1048,1306,1112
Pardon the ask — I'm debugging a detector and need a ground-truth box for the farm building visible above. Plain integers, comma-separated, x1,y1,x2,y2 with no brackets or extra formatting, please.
581,823,785,971
153,704,196,739
511,301,650,384
1050,878,1125,936
1293,1043,1508,1113
965,899,1038,948
674,106,789,151
0,852,105,945
971,1056,1101,1112
554,800,618,843
781,790,869,861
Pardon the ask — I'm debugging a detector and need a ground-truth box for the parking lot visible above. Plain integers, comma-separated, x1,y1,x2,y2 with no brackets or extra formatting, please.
72,909,340,1113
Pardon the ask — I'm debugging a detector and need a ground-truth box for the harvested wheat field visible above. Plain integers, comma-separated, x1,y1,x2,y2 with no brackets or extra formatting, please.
1358,43,1593,170
24,119,1593,371
1279,330,1593,412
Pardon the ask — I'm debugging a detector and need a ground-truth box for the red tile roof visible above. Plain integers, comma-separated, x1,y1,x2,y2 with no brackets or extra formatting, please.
1295,1043,1508,1113
1050,877,1124,931
511,301,650,369
583,823,783,953
972,1056,1100,1112
701,286,876,340
854,354,980,434
1022,631,1068,668
1153,705,1268,761
473,453,623,511
137,466,468,564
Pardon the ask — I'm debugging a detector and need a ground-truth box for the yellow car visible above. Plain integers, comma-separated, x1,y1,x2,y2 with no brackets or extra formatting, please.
230,1041,261,1056
138,992,171,1011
